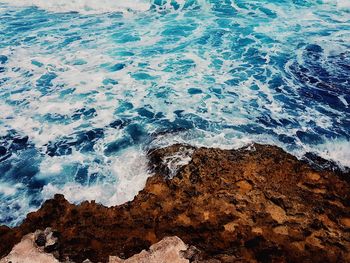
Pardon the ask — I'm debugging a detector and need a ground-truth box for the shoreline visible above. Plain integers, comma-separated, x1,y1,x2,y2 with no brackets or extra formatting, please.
1,143,350,262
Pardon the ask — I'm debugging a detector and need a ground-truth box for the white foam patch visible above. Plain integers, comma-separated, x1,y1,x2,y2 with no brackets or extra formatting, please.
151,130,350,169
161,147,194,178
324,0,350,9
41,147,150,205
0,0,151,14
311,139,350,168
0,182,23,196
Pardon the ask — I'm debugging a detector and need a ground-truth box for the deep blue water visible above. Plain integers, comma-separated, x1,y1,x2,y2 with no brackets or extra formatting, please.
0,0,349,226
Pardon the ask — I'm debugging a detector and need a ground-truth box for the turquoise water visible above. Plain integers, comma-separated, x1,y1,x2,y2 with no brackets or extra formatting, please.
0,0,349,226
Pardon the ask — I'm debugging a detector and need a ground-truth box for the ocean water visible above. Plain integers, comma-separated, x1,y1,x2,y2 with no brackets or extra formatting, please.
0,0,349,226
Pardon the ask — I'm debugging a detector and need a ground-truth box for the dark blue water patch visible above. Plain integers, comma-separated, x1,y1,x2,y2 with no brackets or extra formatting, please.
182,113,213,131
259,6,277,18
0,55,8,64
237,37,255,47
313,126,342,140
36,72,58,93
188,88,203,95
0,131,32,159
27,193,44,208
174,110,184,117
0,146,6,156
208,28,230,47
104,136,132,156
1,148,40,183
31,59,44,67
234,123,277,137
278,118,299,128
11,136,29,150
52,35,82,49
257,115,281,128
0,159,12,177
109,63,125,72
43,113,70,124
296,130,323,145
268,76,285,90
88,172,99,185
59,87,76,98
126,124,146,143
109,119,130,129
290,45,350,111
0,206,16,225
278,134,296,145
105,21,124,31
151,0,199,13
151,117,194,136
0,151,11,163
72,108,97,120
243,47,267,65
304,44,324,59
75,165,89,185
210,1,239,17
209,87,224,99
138,43,166,56
115,101,133,114
0,77,9,85
137,107,155,119
225,78,240,86
46,128,104,157
153,86,173,99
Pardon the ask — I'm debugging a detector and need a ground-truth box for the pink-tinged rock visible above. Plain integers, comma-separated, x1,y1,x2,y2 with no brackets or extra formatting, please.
0,233,58,263
109,236,188,263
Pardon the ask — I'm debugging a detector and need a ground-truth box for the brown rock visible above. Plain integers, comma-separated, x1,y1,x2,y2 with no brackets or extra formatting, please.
0,144,349,263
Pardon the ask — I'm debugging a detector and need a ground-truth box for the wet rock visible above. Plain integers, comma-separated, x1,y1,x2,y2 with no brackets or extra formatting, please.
34,228,59,254
0,144,350,263
35,231,46,247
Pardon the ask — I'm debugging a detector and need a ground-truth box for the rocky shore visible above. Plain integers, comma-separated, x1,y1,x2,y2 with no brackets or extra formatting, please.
1,144,350,262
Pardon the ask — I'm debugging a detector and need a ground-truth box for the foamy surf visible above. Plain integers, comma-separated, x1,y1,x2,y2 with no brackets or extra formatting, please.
0,0,151,14
41,147,150,206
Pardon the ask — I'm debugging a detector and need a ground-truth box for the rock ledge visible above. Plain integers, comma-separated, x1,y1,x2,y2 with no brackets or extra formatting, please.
1,144,349,262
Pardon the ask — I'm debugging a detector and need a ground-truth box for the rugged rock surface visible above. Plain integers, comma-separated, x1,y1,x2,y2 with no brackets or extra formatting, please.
1,235,191,263
1,144,350,262
109,236,190,263
0,233,59,263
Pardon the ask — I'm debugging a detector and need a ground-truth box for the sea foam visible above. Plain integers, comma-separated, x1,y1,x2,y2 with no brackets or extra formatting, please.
0,0,151,14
